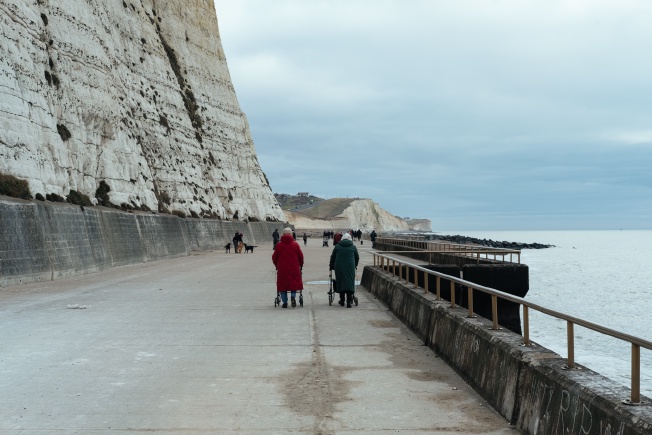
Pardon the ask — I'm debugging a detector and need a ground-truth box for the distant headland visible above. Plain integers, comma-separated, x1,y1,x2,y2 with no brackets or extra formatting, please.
275,193,431,233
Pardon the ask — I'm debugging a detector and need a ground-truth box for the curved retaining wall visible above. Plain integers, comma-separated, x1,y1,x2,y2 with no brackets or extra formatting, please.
361,266,652,435
0,198,285,287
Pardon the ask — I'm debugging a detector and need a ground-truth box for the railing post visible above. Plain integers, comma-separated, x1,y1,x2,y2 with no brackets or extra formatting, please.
523,305,530,345
413,267,418,289
567,321,575,369
632,344,641,403
467,286,475,318
424,271,429,294
398,262,402,280
450,281,456,308
373,253,376,267
392,260,396,276
491,295,499,329
436,276,441,300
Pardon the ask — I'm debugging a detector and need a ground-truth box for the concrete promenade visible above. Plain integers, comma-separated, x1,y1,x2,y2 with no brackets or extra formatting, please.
0,238,517,434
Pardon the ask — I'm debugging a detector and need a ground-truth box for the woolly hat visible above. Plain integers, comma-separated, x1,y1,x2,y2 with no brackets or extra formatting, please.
342,233,352,241
283,228,293,235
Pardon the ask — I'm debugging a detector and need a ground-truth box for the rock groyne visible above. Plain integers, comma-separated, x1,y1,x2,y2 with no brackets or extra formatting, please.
428,234,554,249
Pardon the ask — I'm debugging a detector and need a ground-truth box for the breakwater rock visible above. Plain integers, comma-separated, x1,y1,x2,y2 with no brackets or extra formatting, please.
427,234,554,249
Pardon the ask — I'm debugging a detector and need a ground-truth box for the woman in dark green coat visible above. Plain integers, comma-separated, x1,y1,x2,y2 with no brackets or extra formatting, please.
329,232,359,307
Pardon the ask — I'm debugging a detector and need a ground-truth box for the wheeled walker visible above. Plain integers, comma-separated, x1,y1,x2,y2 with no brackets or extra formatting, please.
328,270,358,306
275,290,303,308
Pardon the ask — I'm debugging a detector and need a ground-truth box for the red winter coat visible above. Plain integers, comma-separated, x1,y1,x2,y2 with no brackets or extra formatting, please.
272,234,304,291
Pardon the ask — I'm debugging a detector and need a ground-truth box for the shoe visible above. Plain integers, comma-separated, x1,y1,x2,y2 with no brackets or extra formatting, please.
282,303,288,308
291,298,296,307
347,304,352,308
338,300,344,306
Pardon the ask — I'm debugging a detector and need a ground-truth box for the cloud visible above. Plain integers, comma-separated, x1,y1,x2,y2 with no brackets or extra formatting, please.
214,0,652,229
605,130,652,145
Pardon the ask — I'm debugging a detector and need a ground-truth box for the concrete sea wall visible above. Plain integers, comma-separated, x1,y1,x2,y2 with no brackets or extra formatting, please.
361,266,652,435
0,198,283,287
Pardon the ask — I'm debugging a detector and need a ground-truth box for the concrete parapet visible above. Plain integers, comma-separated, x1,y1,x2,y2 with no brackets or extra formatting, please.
361,265,652,434
0,197,288,287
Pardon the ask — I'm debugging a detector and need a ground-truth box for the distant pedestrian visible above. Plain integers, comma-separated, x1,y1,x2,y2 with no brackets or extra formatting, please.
236,232,244,253
232,232,240,254
370,230,377,244
272,228,280,250
272,228,304,308
329,233,359,308
303,233,308,246
333,231,342,245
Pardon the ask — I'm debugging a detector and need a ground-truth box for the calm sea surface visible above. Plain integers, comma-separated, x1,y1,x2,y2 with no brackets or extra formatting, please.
445,230,652,397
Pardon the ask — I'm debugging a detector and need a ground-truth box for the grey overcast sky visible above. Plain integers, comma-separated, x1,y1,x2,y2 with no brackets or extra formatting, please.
213,0,652,230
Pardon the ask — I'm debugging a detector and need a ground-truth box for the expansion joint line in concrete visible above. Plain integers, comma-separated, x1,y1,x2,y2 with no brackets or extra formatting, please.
307,290,336,432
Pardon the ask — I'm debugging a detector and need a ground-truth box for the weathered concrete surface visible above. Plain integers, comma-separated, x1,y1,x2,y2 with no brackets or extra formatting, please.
0,240,515,433
0,196,284,287
361,266,652,435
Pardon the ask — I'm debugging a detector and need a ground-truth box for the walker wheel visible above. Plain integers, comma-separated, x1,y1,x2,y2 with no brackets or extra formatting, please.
354,296,359,306
274,298,279,307
299,296,304,307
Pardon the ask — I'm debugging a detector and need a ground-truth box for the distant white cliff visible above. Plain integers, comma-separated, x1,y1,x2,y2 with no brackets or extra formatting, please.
285,198,431,233
0,0,284,221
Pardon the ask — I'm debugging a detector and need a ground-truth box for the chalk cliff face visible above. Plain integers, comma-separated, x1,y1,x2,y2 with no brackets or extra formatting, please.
0,0,284,221
405,219,432,232
285,199,432,233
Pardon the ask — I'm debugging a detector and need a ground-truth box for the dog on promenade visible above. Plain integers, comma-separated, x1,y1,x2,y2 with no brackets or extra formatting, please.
224,243,231,253
244,244,257,253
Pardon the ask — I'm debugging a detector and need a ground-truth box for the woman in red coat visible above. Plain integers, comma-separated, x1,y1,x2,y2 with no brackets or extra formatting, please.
272,228,304,308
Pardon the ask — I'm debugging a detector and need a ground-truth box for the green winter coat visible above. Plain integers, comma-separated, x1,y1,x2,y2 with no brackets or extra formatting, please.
329,239,359,293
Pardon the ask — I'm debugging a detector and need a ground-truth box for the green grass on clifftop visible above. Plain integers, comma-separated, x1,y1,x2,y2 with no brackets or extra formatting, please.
297,198,356,219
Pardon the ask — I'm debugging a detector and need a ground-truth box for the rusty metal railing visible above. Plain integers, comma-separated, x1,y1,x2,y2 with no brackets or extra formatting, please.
371,251,651,405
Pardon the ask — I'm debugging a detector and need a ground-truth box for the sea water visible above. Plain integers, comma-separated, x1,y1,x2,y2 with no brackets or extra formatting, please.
445,230,652,398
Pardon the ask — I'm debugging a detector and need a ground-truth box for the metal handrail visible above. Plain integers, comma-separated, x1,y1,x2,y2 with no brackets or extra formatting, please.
375,237,521,264
371,251,651,404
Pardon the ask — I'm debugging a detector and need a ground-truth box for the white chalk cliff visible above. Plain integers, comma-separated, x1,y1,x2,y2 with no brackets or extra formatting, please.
0,0,284,220
285,198,432,233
